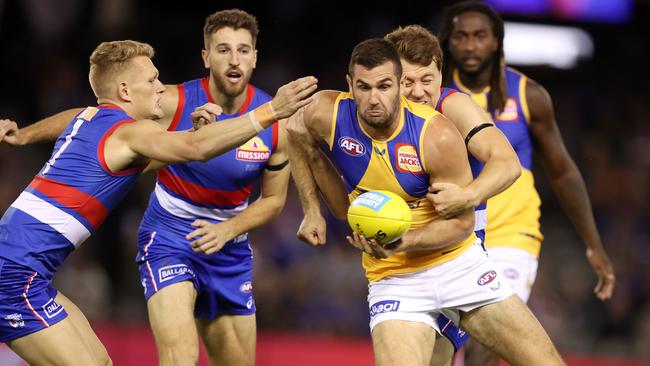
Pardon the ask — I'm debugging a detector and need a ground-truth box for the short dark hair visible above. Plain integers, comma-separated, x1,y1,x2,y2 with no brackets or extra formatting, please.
385,25,443,71
439,1,506,112
348,38,402,79
203,9,259,48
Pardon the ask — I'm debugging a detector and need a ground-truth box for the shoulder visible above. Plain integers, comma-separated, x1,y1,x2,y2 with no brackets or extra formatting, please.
305,90,343,119
524,77,553,120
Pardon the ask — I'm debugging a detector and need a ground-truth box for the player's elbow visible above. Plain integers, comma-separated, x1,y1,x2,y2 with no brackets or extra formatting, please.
505,157,521,185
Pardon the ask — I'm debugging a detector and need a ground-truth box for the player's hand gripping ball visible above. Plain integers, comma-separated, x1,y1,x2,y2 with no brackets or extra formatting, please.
347,191,412,246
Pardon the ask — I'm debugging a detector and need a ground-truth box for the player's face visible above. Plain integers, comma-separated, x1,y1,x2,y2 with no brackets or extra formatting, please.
448,11,498,76
202,27,257,98
347,61,401,130
400,58,442,107
123,56,165,119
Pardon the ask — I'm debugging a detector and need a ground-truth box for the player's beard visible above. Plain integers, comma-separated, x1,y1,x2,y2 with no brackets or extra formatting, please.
360,100,400,130
214,68,252,98
458,54,494,77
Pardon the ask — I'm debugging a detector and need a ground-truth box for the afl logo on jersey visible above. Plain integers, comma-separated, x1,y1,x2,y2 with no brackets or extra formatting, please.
496,98,519,121
236,137,271,162
338,136,366,157
396,144,423,174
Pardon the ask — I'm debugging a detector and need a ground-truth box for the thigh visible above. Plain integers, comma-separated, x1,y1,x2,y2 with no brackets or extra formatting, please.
196,314,256,366
430,333,454,366
147,281,199,349
372,320,436,366
8,292,106,366
459,294,564,366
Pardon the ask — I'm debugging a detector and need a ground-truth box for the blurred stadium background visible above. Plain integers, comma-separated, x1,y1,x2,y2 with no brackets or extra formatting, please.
0,0,649,364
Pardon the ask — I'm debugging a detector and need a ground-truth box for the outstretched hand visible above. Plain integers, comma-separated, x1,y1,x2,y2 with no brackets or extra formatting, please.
270,76,318,120
586,247,616,300
186,219,234,255
0,119,21,145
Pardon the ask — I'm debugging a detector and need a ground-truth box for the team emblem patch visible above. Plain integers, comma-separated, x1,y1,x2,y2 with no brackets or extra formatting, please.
236,137,271,162
496,98,519,121
240,281,253,293
477,270,498,286
4,313,24,328
396,144,423,174
338,136,366,156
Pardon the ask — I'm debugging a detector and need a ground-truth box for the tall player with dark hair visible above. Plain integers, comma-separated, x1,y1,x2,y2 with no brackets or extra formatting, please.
437,1,615,365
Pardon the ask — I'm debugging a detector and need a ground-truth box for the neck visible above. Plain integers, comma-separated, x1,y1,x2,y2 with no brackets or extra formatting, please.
457,66,492,93
97,98,140,119
209,76,247,115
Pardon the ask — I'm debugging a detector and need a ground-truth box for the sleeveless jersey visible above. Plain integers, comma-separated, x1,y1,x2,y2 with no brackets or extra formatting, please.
146,78,277,232
328,93,477,282
450,68,543,256
436,87,488,240
0,105,145,277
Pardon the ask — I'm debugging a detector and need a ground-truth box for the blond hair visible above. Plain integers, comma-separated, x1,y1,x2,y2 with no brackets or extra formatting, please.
88,40,155,98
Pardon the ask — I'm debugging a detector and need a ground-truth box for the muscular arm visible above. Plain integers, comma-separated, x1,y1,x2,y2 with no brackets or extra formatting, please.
2,84,180,147
109,76,318,171
2,109,83,145
399,114,475,252
432,93,520,217
188,122,291,254
527,78,614,300
286,91,342,245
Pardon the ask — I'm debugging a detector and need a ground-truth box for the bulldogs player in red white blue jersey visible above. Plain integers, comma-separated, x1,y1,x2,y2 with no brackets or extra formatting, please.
0,10,318,366
0,39,315,365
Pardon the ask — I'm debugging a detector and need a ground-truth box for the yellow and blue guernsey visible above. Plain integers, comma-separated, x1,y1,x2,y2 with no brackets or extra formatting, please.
328,92,477,282
450,68,543,257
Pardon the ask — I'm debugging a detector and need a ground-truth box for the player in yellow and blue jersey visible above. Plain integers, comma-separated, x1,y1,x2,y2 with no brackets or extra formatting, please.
288,38,563,366
438,1,615,365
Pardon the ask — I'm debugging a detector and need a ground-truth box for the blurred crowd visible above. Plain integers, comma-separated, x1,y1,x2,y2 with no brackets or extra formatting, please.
0,0,648,359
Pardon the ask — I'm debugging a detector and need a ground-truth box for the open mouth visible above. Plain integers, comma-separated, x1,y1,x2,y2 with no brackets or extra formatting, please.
226,70,243,83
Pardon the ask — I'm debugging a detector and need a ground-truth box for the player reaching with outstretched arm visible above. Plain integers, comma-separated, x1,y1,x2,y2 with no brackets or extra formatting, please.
0,39,315,365
1,10,318,366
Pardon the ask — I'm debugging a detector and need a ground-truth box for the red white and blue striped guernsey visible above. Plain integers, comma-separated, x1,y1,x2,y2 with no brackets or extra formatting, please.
0,104,146,278
135,78,276,319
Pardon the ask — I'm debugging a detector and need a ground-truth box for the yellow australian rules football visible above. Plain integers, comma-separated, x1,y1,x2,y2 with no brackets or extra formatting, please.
347,190,412,246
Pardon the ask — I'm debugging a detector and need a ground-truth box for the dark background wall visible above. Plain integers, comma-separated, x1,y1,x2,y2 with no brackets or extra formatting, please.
0,0,649,358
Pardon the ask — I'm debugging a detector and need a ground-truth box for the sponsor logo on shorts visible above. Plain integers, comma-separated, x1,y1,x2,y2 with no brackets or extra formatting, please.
4,313,24,328
158,264,194,283
477,270,498,286
369,300,400,318
338,136,366,157
246,297,254,309
240,281,253,293
395,144,423,174
42,298,64,319
351,191,390,212
503,268,519,280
